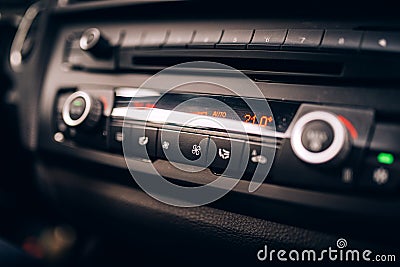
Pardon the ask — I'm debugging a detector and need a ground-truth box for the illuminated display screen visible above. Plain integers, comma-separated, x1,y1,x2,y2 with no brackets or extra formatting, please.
127,93,299,133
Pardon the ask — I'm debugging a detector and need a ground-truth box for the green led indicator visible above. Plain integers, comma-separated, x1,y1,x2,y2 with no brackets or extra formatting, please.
377,153,394,165
72,99,83,107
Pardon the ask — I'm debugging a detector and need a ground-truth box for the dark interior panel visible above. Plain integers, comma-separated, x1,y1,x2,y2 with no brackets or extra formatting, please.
2,0,399,265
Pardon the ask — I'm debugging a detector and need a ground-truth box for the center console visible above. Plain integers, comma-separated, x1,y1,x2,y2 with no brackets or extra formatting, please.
12,0,400,250
43,17,400,199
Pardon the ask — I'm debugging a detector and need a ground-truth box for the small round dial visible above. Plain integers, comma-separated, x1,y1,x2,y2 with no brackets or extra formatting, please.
79,28,112,59
290,111,350,165
62,91,102,129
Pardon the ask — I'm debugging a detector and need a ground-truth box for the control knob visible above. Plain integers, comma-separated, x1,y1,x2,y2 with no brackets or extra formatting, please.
79,28,112,59
290,111,351,164
62,91,102,129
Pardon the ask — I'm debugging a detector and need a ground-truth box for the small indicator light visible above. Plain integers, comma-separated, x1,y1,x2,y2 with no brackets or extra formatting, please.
73,99,83,107
377,153,394,165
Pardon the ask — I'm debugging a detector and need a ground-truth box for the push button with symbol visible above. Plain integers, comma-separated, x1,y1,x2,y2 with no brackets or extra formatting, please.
157,130,208,167
283,29,323,48
251,149,267,164
361,31,400,53
248,30,287,49
218,148,230,160
123,126,157,159
359,151,399,192
373,167,389,185
208,136,245,175
191,144,201,156
178,132,207,162
138,136,149,146
321,30,362,50
301,120,334,153
245,143,274,177
216,30,253,49
189,30,223,48
359,165,395,191
341,168,354,183
161,140,170,150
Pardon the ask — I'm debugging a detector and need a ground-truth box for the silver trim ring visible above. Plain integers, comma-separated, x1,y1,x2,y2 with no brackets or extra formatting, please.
291,111,347,164
62,91,92,127
80,28,101,51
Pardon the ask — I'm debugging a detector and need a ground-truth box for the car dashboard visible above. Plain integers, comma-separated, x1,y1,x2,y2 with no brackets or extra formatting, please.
1,0,400,265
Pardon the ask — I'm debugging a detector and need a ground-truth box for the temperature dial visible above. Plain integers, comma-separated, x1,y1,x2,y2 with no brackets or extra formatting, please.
62,91,102,129
290,111,351,164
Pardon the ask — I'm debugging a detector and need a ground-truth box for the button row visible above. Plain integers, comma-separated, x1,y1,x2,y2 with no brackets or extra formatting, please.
122,29,400,53
106,124,400,193
109,125,273,177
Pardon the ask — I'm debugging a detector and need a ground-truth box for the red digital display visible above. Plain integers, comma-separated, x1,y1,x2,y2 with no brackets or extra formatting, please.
243,114,274,127
129,93,298,132
190,111,274,127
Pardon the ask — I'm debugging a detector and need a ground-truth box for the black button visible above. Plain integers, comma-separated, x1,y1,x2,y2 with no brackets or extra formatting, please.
301,120,334,153
245,143,274,177
216,30,254,49
164,30,194,48
69,97,86,120
361,31,400,53
189,30,223,48
208,136,245,175
139,31,167,48
157,130,208,167
124,126,157,159
321,30,362,50
109,125,123,152
248,29,287,49
358,152,400,192
283,29,324,48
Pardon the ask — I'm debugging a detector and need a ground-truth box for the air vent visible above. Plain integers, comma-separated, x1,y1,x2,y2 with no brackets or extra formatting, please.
115,48,347,79
132,55,343,76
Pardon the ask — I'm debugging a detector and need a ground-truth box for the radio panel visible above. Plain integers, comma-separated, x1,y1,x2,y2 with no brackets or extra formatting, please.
62,24,400,81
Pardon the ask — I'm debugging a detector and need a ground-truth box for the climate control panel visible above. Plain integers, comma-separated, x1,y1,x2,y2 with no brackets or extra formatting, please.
50,86,400,195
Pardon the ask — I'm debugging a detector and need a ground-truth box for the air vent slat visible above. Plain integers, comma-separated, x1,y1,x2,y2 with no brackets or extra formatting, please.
131,55,343,76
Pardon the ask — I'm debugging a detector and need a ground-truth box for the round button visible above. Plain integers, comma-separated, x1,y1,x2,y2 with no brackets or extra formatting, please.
301,120,334,153
80,28,101,51
79,28,112,59
62,91,102,129
291,111,350,165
